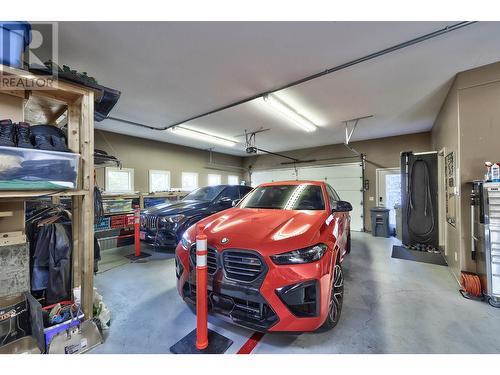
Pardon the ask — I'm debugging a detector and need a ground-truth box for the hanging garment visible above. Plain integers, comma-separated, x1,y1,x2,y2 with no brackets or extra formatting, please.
28,207,73,305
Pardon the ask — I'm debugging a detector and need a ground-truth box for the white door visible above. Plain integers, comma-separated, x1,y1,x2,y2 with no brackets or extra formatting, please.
376,168,401,227
251,163,364,231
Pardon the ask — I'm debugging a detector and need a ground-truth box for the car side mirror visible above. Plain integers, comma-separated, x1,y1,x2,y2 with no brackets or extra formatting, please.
232,199,241,207
332,200,352,213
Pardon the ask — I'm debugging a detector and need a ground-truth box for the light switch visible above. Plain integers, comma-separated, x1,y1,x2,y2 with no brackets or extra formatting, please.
369,196,374,201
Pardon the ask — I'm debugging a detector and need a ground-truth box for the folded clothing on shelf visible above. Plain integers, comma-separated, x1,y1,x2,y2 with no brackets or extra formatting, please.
0,146,79,190
1,159,77,182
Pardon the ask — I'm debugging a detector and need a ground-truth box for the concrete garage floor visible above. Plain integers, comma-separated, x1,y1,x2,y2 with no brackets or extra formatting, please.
90,233,500,354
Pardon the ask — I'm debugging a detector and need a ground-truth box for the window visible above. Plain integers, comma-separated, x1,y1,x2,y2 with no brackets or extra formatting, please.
326,184,341,207
238,186,253,199
149,170,170,193
219,186,240,201
184,186,226,202
207,174,222,186
228,175,239,185
105,167,134,193
182,172,199,192
240,184,325,210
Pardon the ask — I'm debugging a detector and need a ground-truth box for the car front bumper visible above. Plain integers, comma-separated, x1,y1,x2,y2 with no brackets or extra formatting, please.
141,228,179,248
175,243,335,332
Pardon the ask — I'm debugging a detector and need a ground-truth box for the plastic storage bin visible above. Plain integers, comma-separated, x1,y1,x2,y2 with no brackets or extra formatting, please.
102,199,133,214
0,146,79,190
110,213,134,229
43,313,84,352
94,217,111,232
371,207,391,238
0,22,31,68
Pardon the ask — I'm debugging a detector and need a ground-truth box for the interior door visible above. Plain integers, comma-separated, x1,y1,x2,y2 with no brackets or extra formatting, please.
376,168,401,227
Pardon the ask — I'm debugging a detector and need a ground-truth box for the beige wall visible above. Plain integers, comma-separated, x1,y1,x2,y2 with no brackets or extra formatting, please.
432,61,500,280
243,132,432,231
94,130,245,192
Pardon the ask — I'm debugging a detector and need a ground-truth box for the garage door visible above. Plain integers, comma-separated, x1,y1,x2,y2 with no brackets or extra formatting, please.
251,163,364,231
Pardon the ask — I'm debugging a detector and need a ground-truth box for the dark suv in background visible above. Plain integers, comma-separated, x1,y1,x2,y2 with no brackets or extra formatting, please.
140,184,253,248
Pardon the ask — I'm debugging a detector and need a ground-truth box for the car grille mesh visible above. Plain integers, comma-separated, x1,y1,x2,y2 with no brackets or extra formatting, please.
141,214,160,230
223,250,263,282
189,245,218,274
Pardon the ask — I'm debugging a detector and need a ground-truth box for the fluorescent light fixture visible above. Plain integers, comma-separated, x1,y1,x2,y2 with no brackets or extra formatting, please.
262,94,317,132
169,126,237,147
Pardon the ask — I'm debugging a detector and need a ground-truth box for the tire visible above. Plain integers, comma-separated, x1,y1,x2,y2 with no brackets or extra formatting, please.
488,297,500,308
346,230,351,254
320,262,344,331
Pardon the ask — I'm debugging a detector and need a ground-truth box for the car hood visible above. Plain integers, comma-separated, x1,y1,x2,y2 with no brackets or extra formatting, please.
196,208,329,255
142,200,210,216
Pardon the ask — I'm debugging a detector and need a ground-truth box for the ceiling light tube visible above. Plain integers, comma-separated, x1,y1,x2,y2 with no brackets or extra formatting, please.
169,126,237,147
262,94,317,132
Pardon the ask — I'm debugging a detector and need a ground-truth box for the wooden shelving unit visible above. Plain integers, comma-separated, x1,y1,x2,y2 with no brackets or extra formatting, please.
0,65,96,318
94,192,187,249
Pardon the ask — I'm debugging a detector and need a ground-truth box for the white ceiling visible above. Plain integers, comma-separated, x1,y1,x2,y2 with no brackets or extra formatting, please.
57,21,500,156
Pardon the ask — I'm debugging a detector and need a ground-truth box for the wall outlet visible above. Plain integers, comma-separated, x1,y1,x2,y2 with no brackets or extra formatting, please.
454,252,458,262
369,196,374,201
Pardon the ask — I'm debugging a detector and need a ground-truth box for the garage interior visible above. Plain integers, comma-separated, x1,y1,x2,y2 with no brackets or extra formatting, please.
1,20,500,355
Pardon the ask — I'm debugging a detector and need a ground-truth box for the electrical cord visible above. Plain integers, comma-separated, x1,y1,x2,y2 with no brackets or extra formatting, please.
406,158,435,245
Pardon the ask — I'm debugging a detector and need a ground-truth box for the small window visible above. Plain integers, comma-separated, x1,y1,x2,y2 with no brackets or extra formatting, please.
105,167,134,193
182,172,199,192
207,174,222,186
149,170,171,193
228,175,239,185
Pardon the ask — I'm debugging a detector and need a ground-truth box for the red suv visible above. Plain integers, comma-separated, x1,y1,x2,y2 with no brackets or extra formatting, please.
175,181,352,332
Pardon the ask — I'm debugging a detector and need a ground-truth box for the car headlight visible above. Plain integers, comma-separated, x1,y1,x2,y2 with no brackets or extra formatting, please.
270,243,328,265
181,231,191,249
161,214,185,224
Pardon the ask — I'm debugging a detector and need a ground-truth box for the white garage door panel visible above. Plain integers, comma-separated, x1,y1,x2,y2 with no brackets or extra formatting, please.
251,163,363,231
336,191,361,206
324,177,361,191
250,168,296,187
300,165,361,179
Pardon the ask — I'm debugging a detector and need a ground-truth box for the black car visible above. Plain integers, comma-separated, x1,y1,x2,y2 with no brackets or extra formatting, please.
140,184,253,247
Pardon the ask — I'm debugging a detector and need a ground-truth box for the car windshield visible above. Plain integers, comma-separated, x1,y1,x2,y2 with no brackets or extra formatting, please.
239,184,325,210
183,186,225,202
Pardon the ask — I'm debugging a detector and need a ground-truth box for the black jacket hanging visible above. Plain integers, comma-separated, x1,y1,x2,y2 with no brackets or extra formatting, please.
30,222,72,304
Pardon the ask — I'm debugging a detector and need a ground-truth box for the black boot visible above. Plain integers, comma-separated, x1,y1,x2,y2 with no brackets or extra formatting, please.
16,122,34,149
0,119,15,147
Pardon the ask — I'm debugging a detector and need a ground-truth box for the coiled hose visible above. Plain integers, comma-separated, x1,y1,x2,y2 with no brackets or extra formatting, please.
406,158,435,244
460,272,482,299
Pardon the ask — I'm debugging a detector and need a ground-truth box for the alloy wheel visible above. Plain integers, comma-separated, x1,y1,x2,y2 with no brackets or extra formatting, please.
329,263,344,324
